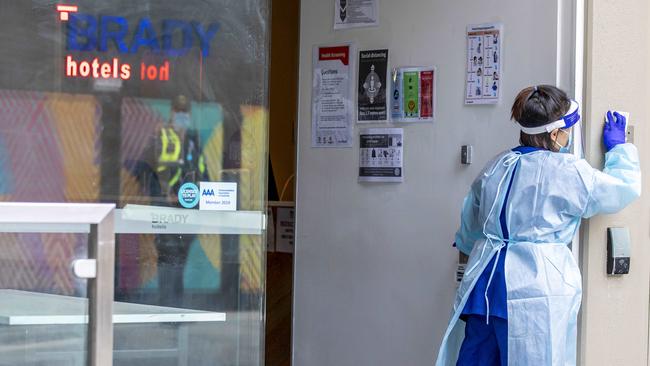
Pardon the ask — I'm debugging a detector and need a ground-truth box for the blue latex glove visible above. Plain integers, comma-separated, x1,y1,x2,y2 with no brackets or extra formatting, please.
603,111,627,151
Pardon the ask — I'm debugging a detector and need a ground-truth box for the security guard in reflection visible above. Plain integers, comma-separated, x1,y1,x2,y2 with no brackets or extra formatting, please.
148,95,207,307
155,95,206,202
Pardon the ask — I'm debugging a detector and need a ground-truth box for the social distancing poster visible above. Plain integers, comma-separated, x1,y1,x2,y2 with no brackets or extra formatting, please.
358,49,388,123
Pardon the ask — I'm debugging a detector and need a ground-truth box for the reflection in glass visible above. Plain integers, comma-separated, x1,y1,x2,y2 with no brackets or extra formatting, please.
0,0,269,365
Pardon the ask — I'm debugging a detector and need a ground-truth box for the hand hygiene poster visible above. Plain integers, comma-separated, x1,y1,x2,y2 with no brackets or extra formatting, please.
465,23,502,105
312,43,355,147
358,128,403,183
358,49,388,122
334,0,378,30
391,67,436,123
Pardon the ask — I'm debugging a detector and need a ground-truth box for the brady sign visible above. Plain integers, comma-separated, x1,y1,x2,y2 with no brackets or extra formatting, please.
59,5,220,81
67,14,220,57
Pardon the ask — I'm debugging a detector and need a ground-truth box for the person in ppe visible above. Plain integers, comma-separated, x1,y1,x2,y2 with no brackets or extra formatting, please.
435,85,640,366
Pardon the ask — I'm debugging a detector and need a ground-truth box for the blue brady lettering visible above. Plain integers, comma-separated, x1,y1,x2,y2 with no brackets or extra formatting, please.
67,13,219,57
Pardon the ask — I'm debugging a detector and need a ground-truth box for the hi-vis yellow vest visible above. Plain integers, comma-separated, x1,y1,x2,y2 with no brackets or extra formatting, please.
156,127,206,189
157,127,182,188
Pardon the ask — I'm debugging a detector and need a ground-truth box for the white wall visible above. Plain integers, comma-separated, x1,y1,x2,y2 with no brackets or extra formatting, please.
580,0,650,364
293,1,573,365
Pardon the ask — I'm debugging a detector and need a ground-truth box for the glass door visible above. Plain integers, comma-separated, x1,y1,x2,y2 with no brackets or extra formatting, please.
0,203,115,366
0,229,91,366
0,1,270,365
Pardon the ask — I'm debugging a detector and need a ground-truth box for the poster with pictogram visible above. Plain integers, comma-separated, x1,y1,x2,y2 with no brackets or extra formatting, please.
390,67,436,123
334,0,378,30
465,23,503,105
358,49,388,122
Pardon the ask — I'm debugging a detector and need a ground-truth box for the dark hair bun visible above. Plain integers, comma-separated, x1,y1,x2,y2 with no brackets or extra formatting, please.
511,85,570,128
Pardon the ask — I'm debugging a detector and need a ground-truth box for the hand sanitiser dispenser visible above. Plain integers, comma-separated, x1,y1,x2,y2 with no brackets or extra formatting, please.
607,227,631,275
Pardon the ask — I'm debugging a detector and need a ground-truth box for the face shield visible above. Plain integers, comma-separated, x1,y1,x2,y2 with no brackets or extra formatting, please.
518,100,584,156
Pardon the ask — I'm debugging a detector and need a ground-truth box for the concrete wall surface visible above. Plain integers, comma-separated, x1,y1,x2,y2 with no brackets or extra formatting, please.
292,0,576,365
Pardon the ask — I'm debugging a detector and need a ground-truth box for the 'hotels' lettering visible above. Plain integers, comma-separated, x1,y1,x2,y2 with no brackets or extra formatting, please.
65,56,131,79
65,55,171,81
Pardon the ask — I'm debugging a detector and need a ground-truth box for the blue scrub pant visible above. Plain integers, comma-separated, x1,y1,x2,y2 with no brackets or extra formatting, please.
456,315,508,366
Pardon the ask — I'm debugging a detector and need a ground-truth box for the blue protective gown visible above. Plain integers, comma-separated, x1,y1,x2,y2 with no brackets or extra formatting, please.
435,143,641,366
461,147,540,321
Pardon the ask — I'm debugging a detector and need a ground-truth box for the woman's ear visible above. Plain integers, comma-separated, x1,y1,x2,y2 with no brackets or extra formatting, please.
550,129,559,141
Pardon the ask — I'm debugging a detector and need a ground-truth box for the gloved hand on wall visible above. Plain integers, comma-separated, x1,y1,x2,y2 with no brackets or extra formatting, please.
603,111,627,151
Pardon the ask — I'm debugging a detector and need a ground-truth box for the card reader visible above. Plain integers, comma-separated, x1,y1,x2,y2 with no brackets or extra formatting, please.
607,227,631,275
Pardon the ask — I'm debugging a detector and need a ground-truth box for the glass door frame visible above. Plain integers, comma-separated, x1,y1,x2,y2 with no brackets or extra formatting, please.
0,202,116,366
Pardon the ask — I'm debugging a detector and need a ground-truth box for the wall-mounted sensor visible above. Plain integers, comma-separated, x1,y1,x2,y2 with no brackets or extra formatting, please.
461,145,473,165
607,227,631,275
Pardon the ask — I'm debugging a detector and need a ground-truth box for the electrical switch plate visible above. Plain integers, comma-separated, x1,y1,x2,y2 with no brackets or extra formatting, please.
461,145,473,165
617,111,632,143
610,111,633,143
626,125,634,143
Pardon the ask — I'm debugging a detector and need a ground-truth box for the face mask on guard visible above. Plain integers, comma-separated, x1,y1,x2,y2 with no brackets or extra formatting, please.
173,112,192,129
553,128,573,154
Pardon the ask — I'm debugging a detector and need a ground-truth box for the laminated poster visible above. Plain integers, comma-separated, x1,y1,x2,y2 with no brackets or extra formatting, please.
275,206,295,253
465,23,502,105
334,0,378,30
312,43,355,148
391,67,436,123
358,128,403,183
358,49,388,122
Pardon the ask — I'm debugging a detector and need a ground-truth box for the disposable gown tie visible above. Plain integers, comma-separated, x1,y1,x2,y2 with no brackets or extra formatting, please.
464,152,520,324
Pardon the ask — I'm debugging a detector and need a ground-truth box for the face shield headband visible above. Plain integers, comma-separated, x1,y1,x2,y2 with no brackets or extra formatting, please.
518,100,580,135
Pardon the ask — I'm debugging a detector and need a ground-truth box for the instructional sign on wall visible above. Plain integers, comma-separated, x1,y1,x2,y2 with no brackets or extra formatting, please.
312,43,355,147
358,49,388,122
275,206,295,253
465,23,502,105
359,128,403,183
391,67,436,122
334,0,378,30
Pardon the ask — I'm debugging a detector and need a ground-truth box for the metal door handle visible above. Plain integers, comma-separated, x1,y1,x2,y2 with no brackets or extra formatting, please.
72,259,97,279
